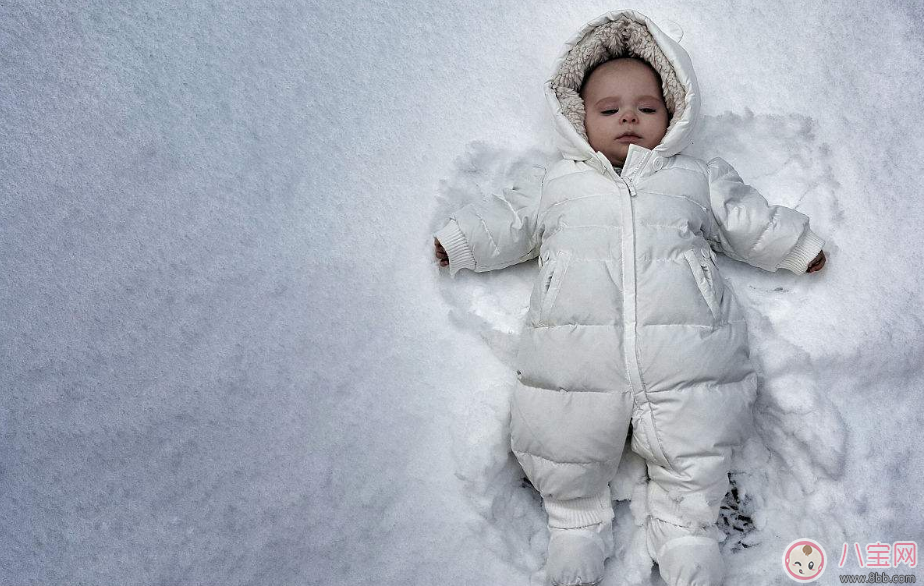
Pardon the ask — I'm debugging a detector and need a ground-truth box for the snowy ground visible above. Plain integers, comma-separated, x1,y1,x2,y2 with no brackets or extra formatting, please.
2,1,923,585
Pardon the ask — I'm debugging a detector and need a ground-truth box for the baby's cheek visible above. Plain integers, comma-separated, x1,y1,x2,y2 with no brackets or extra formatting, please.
585,124,601,149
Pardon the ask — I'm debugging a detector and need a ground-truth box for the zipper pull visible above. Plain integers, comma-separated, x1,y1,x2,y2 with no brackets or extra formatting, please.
626,180,637,197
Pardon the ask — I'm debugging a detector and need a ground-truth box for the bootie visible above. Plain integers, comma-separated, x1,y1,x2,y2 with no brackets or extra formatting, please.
656,536,726,586
545,520,615,586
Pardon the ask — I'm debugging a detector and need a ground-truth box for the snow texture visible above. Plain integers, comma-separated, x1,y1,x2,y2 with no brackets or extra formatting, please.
2,1,923,585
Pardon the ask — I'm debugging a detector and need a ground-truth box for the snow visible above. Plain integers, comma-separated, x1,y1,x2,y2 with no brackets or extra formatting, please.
2,1,923,585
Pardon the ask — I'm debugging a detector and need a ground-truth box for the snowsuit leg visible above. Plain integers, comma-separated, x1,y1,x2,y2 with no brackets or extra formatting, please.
510,381,635,520
639,419,736,586
510,380,634,586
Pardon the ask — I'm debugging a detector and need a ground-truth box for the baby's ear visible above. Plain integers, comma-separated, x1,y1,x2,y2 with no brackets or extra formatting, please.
660,18,684,43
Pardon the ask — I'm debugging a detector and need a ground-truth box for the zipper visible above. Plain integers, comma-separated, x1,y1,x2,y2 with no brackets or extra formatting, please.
699,250,713,290
597,152,644,196
605,150,675,472
538,250,571,326
699,247,720,297
684,248,721,322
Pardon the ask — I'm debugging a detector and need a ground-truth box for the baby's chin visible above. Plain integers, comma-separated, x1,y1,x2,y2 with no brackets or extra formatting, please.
604,151,628,166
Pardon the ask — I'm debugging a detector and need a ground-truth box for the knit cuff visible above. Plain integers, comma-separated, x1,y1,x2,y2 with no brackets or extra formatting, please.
434,220,476,278
777,227,825,274
544,487,614,529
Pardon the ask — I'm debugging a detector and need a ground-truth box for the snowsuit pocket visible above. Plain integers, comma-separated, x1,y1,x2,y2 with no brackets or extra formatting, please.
683,248,722,323
538,250,572,326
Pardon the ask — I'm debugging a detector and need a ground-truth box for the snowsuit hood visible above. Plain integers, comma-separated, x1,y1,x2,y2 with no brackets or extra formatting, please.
544,10,700,161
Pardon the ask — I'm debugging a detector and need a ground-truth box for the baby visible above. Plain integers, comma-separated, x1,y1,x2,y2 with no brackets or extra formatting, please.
434,10,825,586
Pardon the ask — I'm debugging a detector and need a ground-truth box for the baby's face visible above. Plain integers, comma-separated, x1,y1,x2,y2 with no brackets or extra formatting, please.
581,59,669,166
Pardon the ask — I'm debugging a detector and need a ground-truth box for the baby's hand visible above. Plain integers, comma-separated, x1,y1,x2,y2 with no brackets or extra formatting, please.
807,250,826,273
434,237,449,267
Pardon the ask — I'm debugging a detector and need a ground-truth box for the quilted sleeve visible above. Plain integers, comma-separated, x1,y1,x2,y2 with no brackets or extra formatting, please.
706,157,825,274
433,166,544,277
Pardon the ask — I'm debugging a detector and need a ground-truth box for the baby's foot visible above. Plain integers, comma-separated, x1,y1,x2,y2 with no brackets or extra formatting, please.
545,521,614,586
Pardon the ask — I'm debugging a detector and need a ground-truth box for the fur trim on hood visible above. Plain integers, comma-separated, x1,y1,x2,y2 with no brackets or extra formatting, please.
544,10,701,161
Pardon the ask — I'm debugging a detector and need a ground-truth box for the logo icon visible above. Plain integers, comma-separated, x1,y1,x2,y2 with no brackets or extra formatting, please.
783,539,826,582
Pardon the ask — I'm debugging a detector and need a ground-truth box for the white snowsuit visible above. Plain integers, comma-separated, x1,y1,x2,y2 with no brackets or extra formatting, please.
434,10,824,585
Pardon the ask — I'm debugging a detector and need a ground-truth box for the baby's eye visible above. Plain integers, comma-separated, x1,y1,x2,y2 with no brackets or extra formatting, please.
808,562,814,570
600,108,656,115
